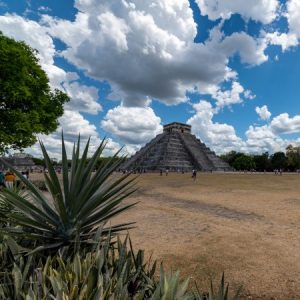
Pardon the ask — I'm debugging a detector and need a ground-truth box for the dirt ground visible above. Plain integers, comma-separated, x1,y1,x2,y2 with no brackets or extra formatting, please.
111,172,300,299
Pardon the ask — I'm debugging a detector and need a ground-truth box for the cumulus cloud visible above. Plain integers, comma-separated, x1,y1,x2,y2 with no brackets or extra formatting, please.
245,112,300,153
264,31,298,52
286,0,300,39
213,81,255,109
256,105,271,120
270,113,300,134
187,101,300,155
41,0,268,108
25,110,122,159
0,14,55,66
261,0,300,52
221,32,268,65
245,125,285,153
63,81,102,114
101,106,162,145
195,0,279,24
187,100,244,154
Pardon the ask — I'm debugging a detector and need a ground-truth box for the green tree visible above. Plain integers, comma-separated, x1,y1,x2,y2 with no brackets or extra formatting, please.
270,152,287,170
0,32,69,153
253,152,270,171
286,145,300,171
220,151,244,166
232,154,256,171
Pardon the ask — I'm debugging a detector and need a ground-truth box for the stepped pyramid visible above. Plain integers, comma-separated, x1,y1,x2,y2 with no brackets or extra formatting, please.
122,122,232,172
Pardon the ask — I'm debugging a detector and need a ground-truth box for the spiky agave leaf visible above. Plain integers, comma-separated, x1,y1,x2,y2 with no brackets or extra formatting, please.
0,134,137,253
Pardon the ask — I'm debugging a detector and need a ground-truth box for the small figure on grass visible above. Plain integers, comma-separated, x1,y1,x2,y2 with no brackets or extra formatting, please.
192,169,197,181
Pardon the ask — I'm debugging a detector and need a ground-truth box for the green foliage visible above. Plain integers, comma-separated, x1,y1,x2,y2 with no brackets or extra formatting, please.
232,155,255,171
0,135,136,254
253,152,270,172
270,152,287,170
0,32,69,153
0,233,154,299
193,273,241,300
220,151,244,166
0,234,241,300
221,148,300,171
286,145,300,171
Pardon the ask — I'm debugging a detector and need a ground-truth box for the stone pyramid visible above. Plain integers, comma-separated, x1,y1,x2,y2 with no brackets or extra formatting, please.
122,122,232,172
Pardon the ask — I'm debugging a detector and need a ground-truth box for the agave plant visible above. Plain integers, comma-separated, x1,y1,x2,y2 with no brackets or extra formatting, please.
0,232,157,300
0,135,137,253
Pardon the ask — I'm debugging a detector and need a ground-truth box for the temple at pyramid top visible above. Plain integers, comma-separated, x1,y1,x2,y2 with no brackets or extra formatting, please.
122,122,232,172
163,122,191,134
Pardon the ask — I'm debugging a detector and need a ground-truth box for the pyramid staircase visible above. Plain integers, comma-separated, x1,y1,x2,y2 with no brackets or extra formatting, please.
122,122,232,172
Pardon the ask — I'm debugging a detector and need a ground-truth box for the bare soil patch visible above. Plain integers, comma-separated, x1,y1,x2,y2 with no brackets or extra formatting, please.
113,173,300,299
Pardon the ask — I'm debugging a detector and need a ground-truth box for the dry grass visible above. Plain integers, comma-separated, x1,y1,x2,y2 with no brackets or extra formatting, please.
112,172,300,300
30,171,300,299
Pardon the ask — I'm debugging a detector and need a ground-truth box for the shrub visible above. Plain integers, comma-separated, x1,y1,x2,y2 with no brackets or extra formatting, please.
0,135,136,254
0,233,240,299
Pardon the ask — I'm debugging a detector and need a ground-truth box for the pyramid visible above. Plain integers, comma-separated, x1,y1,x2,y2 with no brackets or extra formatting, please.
122,122,232,172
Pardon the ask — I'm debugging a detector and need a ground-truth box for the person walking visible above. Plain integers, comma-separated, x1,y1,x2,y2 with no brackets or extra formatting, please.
192,169,197,181
5,170,16,189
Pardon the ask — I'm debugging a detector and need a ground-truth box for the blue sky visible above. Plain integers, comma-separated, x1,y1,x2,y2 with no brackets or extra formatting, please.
1,0,300,157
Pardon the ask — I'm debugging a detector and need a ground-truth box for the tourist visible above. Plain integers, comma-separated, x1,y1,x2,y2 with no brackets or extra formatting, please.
5,170,16,189
192,169,197,180
0,170,5,189
160,169,163,176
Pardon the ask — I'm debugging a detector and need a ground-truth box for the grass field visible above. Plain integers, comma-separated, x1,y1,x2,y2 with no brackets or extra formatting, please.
110,172,300,299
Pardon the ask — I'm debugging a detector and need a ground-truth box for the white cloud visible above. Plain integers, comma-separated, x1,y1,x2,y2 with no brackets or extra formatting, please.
25,110,121,159
265,31,298,51
0,14,55,66
213,81,244,108
244,112,300,153
270,113,300,134
38,6,51,13
256,105,271,120
195,0,279,24
101,106,162,145
287,0,300,39
245,125,285,153
63,81,102,114
41,0,268,108
221,32,268,65
187,100,244,154
186,102,300,155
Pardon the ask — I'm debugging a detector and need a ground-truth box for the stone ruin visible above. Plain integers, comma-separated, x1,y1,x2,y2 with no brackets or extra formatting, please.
122,122,232,172
0,153,35,171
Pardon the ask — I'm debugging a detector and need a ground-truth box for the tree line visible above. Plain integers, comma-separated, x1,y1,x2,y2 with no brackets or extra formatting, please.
220,145,300,171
